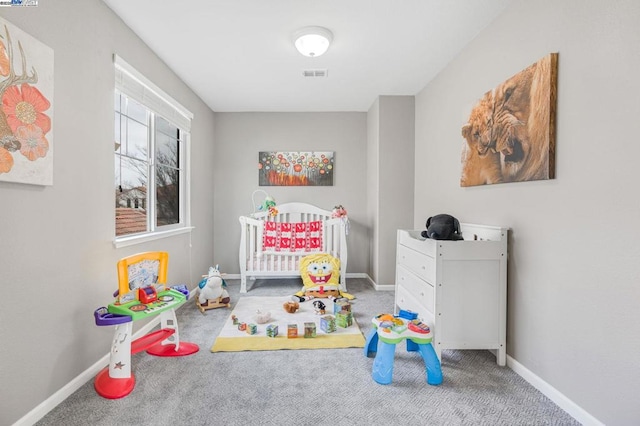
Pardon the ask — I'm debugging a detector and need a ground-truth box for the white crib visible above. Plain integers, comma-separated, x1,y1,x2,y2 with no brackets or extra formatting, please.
238,202,348,293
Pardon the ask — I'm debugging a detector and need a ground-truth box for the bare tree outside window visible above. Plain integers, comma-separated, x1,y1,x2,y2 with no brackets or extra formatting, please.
114,93,185,237
155,117,181,226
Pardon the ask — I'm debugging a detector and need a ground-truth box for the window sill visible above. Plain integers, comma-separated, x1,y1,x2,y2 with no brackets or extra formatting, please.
113,226,194,249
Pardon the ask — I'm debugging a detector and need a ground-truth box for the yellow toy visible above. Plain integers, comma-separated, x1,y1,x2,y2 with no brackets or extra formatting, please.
292,253,354,302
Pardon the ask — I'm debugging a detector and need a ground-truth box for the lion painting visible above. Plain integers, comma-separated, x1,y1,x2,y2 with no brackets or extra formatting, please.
460,91,503,186
461,91,495,157
460,53,558,186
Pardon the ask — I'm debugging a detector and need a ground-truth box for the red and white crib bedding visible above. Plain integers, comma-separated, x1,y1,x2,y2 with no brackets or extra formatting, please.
262,220,323,253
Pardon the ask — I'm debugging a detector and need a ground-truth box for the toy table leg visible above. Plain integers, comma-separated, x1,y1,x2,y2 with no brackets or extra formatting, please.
146,309,199,357
94,322,135,399
372,341,397,385
417,343,443,385
406,338,419,353
108,322,132,378
364,328,379,358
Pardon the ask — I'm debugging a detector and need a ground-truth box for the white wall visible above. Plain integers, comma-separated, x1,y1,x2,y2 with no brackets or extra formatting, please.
212,112,369,280
414,0,640,424
0,2,216,424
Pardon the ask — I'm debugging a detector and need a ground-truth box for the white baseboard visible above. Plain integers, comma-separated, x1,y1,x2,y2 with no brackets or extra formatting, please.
354,274,394,291
224,272,390,291
13,318,161,426
506,355,603,426
373,284,395,291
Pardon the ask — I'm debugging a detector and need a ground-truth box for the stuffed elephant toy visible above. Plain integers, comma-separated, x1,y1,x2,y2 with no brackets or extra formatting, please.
421,214,464,241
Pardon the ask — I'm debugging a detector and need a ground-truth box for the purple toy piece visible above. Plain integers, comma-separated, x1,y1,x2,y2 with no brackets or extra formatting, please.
170,284,189,298
94,307,132,326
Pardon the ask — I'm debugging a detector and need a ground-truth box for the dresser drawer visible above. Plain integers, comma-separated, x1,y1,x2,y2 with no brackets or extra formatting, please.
397,244,435,284
396,264,434,314
398,229,434,254
395,285,434,325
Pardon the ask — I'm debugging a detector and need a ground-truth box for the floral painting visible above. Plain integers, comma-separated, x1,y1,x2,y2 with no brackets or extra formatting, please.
0,17,54,185
258,151,334,186
460,53,558,187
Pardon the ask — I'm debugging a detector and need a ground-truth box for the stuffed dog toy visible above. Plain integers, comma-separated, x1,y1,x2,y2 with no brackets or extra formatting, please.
421,214,464,241
312,300,326,315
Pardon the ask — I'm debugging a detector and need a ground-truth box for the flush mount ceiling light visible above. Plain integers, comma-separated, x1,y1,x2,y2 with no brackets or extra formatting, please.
293,26,333,57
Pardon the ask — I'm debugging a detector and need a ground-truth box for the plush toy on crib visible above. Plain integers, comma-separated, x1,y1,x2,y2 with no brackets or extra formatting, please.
292,253,354,302
331,205,350,235
260,196,278,217
195,265,231,313
331,205,347,218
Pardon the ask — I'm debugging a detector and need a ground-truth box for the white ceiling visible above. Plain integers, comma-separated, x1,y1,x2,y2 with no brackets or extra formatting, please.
102,0,513,112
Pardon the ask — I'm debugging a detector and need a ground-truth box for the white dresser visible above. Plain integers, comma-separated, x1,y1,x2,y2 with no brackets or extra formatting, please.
395,225,508,366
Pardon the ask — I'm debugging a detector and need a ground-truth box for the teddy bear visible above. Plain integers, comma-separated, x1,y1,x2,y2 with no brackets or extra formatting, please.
421,214,464,241
283,301,300,313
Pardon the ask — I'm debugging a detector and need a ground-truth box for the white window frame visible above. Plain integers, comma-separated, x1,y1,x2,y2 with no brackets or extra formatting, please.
113,54,193,248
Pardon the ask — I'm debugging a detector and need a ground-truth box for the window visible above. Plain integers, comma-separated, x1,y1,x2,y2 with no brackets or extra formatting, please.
114,55,193,245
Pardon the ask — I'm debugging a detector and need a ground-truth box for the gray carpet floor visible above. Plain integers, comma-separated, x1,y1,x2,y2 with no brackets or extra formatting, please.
36,278,579,426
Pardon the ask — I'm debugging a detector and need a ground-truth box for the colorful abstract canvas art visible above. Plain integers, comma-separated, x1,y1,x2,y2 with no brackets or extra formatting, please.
0,17,54,185
258,151,334,186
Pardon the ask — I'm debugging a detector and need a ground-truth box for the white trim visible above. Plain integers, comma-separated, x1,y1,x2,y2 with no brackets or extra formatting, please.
347,272,369,279
373,283,395,291
113,54,193,129
222,273,242,280
349,273,395,291
13,318,161,426
507,355,604,426
224,272,373,281
184,132,192,232
226,273,391,292
114,226,194,248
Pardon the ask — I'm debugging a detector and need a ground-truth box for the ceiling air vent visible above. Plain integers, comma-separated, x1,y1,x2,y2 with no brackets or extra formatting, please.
302,69,328,78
